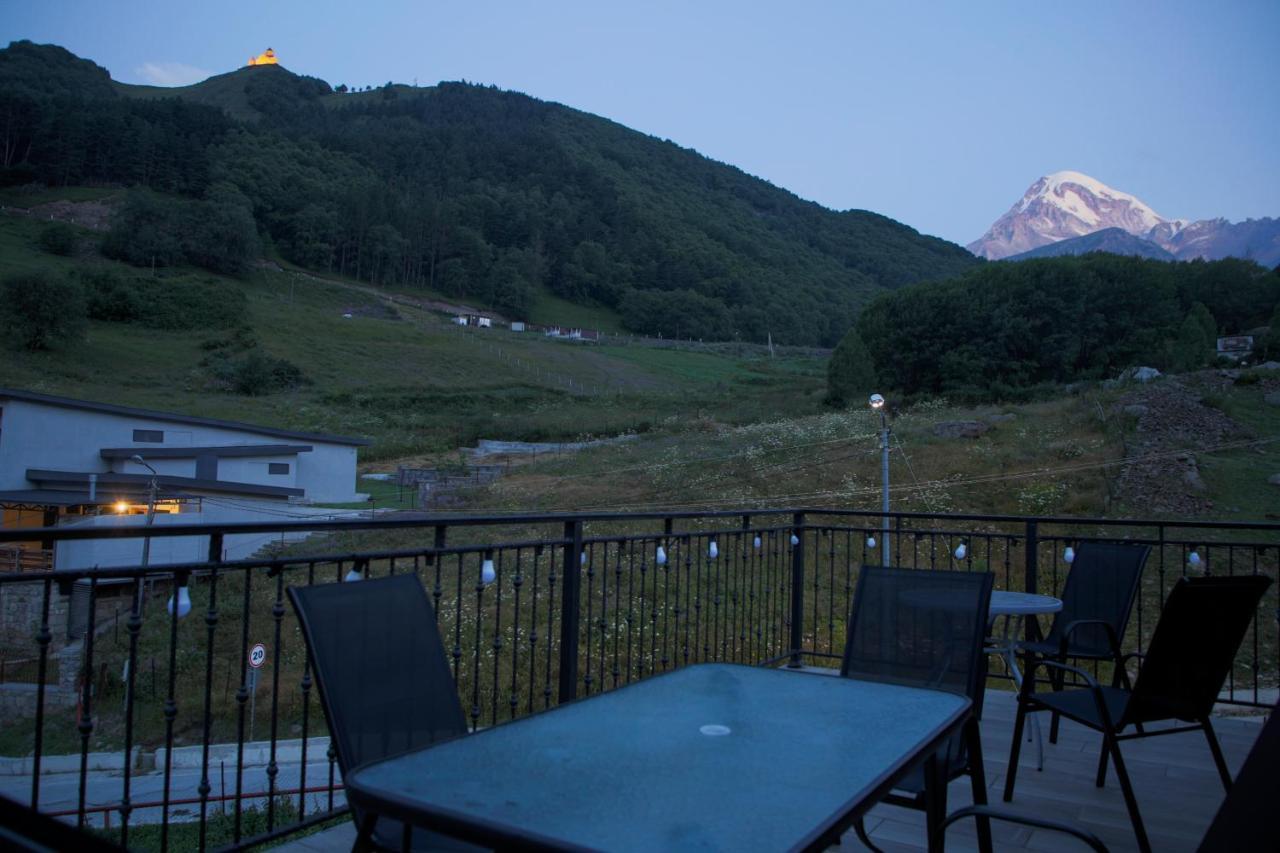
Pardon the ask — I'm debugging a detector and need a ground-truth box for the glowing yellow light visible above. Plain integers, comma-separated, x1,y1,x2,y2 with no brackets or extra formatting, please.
114,501,129,514
247,47,278,67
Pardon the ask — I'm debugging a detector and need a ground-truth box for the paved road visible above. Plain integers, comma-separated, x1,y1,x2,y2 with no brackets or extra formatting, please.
0,756,345,828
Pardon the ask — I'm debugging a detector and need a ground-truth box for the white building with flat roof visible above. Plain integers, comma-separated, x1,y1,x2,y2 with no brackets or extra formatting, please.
0,388,370,570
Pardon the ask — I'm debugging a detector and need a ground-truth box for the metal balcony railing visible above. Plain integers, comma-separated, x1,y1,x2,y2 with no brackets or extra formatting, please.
0,509,1276,851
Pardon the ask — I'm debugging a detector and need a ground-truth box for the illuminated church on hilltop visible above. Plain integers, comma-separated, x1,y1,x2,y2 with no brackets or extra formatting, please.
247,47,278,67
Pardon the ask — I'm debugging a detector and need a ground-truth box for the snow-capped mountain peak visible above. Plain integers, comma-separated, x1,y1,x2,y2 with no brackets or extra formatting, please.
970,171,1170,259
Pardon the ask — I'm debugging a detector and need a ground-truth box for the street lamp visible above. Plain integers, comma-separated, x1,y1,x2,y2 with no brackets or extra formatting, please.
130,455,159,567
131,455,189,617
869,394,889,567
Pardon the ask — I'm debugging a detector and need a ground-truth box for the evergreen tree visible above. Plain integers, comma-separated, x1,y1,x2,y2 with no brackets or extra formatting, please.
1188,301,1217,349
1170,312,1210,372
825,328,878,406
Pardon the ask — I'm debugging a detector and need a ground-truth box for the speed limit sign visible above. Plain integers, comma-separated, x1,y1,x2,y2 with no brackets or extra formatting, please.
249,643,267,669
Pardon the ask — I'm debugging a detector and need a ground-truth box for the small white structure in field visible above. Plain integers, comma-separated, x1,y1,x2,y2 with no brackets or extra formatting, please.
476,317,492,329
510,321,526,332
451,316,468,326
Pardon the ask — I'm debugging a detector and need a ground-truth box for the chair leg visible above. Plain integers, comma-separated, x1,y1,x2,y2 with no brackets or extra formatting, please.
1102,729,1152,853
1095,738,1109,788
964,717,994,853
853,817,884,852
1003,695,1029,802
1048,664,1064,744
1201,717,1234,791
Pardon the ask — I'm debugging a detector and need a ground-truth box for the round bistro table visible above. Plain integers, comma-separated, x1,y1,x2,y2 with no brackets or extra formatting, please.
987,591,1063,771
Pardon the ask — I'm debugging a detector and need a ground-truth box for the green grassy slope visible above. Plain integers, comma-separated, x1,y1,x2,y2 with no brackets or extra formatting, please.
0,210,826,457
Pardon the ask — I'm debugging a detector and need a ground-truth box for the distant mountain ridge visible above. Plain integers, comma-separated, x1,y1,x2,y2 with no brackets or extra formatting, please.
970,171,1280,267
1007,227,1174,261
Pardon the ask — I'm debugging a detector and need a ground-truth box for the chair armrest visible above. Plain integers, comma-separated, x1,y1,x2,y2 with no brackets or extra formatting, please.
941,805,1109,852
1027,658,1122,729
1059,619,1124,661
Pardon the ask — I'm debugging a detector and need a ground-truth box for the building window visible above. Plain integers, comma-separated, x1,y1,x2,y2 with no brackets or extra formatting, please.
133,429,164,443
268,463,290,475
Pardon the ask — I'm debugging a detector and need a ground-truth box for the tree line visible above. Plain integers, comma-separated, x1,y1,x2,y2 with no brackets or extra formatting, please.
828,254,1280,402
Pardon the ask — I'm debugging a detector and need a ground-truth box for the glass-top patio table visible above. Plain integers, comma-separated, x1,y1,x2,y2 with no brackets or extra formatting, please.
345,663,978,852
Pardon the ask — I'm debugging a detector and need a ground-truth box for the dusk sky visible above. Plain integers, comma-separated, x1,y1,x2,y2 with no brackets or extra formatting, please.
4,1,1278,245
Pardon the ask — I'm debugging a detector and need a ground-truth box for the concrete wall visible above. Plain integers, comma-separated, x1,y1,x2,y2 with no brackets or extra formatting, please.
0,398,362,502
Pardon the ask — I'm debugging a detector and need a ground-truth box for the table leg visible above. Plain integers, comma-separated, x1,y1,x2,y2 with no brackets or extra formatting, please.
992,615,1044,771
923,752,945,853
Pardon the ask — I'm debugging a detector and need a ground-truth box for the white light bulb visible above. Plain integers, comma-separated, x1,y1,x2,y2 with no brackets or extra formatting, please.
1188,551,1202,567
708,540,719,559
581,550,588,566
167,585,192,618
866,536,876,549
481,557,496,585
343,568,362,583
1063,547,1075,565
790,533,800,547
753,535,762,550
955,543,967,560
656,546,667,566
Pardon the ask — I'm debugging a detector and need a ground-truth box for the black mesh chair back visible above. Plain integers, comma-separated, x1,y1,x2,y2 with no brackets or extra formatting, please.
1196,699,1280,852
842,566,994,700
1045,542,1150,657
289,574,474,851
1128,575,1272,724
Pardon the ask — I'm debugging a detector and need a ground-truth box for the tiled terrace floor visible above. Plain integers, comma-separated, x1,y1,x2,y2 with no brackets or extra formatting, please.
276,688,1267,852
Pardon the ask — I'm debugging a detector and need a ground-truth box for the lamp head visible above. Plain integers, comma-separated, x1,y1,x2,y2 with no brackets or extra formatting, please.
130,454,145,465
869,394,885,410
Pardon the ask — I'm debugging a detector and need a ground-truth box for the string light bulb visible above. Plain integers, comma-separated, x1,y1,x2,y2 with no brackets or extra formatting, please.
866,535,876,549
954,543,967,560
753,535,762,550
1063,546,1075,564
1188,550,1202,568
343,566,363,582
656,545,667,566
790,533,800,547
167,585,191,618
481,555,496,585
708,540,718,559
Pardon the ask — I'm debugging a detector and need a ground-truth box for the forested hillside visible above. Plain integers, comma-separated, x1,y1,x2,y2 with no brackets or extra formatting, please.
0,40,978,345
845,255,1280,399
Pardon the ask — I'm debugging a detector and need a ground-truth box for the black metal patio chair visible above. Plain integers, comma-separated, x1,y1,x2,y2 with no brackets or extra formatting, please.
1002,574,1272,853
288,574,478,852
944,696,1280,852
1018,541,1150,745
842,565,995,853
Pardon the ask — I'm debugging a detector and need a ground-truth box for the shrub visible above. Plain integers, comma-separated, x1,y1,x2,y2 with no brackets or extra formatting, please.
0,272,87,351
205,349,309,396
83,270,142,322
37,222,77,256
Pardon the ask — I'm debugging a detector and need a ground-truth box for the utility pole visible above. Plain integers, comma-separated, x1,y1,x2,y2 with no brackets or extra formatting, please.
869,395,890,567
131,455,158,567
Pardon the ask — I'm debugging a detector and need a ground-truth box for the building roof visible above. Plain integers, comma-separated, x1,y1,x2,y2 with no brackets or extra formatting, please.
26,469,304,499
0,388,369,446
99,444,313,460
0,489,114,508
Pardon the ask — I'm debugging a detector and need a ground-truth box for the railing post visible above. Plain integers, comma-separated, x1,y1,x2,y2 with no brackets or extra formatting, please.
206,532,224,564
1023,520,1039,645
558,519,584,703
788,512,805,668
